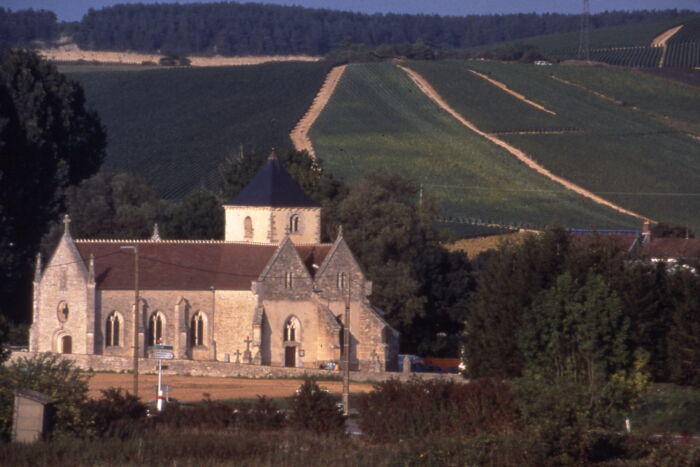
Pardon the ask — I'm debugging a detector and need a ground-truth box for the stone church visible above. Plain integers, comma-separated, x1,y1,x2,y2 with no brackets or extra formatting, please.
29,152,399,372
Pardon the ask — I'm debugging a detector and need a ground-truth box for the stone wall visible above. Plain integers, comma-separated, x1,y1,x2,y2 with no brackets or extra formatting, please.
8,351,463,383
224,205,321,244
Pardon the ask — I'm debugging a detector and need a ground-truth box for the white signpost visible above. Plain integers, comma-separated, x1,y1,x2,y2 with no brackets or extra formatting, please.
154,344,174,411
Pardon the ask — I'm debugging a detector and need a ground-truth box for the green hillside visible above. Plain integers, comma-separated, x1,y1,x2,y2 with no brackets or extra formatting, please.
65,62,332,198
410,60,700,230
309,63,637,230
470,16,700,68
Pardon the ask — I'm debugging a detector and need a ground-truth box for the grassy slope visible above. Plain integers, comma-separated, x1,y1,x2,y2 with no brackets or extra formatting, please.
65,62,332,198
310,62,637,229
470,17,687,56
452,61,700,231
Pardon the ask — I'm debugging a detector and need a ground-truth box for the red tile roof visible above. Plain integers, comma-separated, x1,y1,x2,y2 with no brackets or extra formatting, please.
74,241,331,290
643,238,700,260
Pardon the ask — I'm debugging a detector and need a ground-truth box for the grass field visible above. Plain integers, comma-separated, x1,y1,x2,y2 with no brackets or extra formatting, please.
310,63,637,230
66,62,332,198
425,60,700,231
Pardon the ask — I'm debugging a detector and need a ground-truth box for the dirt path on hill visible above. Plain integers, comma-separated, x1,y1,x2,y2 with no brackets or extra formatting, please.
88,373,373,402
652,25,684,47
468,69,557,115
396,64,649,221
290,65,347,158
38,45,321,67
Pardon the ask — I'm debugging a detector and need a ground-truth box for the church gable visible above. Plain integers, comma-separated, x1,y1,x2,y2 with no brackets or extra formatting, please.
41,216,89,290
315,232,370,302
258,236,314,300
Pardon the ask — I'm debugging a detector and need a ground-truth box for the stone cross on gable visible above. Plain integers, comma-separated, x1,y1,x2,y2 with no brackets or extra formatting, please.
63,214,71,234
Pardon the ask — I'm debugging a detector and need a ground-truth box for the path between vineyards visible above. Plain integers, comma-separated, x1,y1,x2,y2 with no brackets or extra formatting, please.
396,64,649,222
290,64,347,157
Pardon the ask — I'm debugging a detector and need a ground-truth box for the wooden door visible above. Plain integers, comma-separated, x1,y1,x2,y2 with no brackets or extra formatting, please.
285,346,296,367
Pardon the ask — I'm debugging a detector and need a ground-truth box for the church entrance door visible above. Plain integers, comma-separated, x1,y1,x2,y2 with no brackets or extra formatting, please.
284,346,296,367
61,335,72,354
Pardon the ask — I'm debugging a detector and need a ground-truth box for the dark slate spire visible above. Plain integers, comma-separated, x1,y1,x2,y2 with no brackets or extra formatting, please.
226,149,321,208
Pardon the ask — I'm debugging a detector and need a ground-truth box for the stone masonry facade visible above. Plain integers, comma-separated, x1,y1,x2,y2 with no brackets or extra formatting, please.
29,155,399,374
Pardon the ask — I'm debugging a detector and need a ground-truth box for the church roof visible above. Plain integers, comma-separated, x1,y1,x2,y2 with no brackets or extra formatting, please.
74,241,331,290
226,151,321,208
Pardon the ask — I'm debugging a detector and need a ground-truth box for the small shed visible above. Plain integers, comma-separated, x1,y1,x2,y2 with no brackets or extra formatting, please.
12,389,54,443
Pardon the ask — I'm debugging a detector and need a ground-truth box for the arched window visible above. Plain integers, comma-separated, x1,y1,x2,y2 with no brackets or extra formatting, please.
244,216,253,239
147,313,164,346
284,317,300,342
106,312,121,347
59,267,67,291
191,312,205,346
336,272,347,290
284,272,293,289
289,214,300,233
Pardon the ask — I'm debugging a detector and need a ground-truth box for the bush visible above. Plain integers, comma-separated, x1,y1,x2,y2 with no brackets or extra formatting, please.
0,353,91,440
151,395,285,432
357,377,516,443
86,388,147,439
288,378,345,435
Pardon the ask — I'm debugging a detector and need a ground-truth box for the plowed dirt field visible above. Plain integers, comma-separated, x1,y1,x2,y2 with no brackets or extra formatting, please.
88,373,373,402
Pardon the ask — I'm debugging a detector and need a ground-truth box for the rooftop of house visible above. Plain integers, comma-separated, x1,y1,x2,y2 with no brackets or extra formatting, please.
73,240,331,290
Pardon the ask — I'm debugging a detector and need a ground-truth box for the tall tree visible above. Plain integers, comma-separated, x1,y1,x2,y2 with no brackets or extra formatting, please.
0,48,106,322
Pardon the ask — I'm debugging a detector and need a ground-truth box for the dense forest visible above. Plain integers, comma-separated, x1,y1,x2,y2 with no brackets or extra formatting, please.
2,5,696,56
0,8,58,45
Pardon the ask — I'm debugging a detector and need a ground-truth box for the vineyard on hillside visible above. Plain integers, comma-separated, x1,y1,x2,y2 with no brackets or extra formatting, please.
310,63,637,230
548,66,700,129
65,62,332,198
406,61,567,133
458,61,700,231
471,16,700,68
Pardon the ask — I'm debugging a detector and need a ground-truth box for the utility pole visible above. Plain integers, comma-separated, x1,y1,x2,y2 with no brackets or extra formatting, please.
121,245,140,398
578,0,591,61
342,273,351,416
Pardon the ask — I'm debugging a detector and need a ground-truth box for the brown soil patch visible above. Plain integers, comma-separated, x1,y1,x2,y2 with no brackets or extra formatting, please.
37,45,321,67
88,373,373,402
397,64,649,221
469,69,557,115
652,25,684,47
290,65,347,157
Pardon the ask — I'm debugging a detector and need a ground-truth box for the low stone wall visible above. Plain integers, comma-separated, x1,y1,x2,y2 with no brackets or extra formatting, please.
8,351,463,383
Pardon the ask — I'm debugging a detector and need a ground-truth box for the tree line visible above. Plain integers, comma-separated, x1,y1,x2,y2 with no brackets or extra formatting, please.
1,5,696,57
0,8,58,46
464,229,700,388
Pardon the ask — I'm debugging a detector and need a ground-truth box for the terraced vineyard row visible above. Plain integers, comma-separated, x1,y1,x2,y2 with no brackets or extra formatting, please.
664,42,700,68
66,61,332,198
310,63,637,230
459,61,700,231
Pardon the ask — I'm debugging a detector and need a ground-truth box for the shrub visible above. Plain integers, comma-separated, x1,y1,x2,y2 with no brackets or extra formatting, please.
357,377,516,443
151,395,285,432
86,388,147,439
288,378,345,435
0,353,91,440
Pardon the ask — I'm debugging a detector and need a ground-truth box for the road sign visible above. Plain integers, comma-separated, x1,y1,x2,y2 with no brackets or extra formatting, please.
155,344,173,350
153,351,174,360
